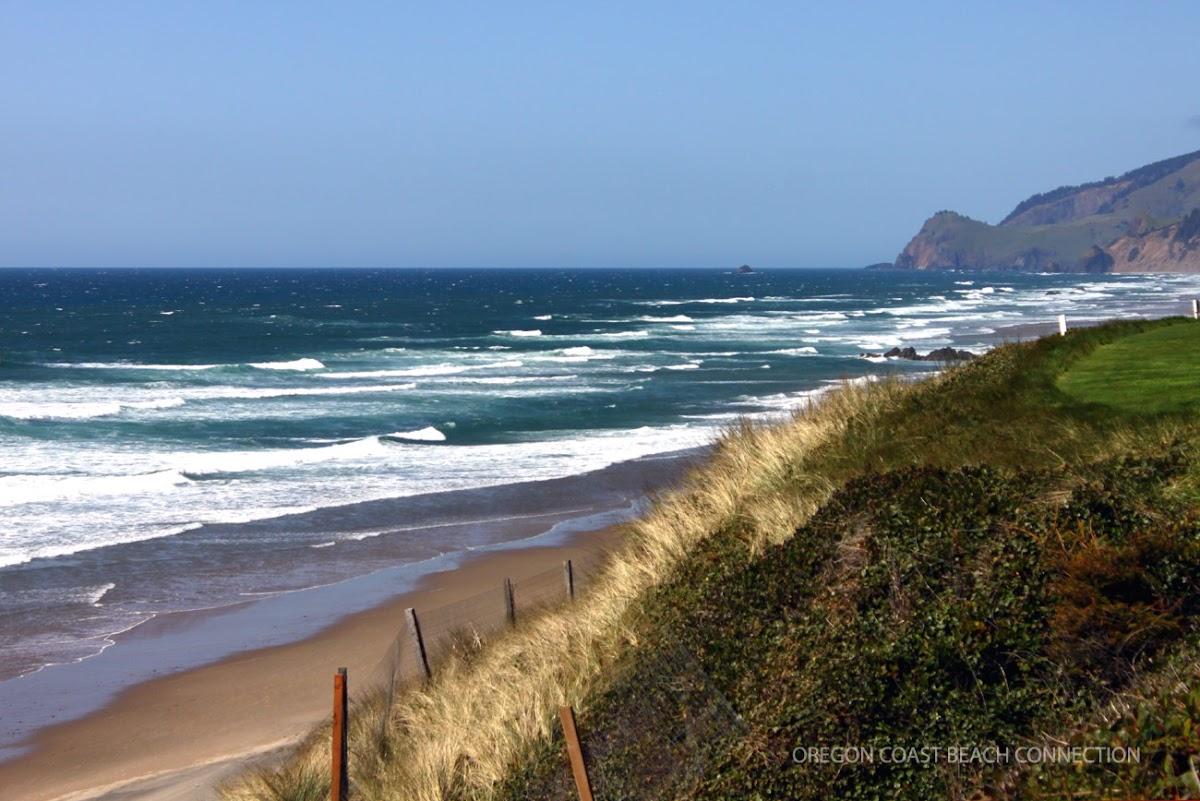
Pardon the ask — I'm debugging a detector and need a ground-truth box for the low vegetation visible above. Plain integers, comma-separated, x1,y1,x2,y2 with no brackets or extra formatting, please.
226,317,1200,801
1056,322,1200,414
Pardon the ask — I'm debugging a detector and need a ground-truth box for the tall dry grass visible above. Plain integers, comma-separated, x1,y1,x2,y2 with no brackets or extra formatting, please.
222,377,911,801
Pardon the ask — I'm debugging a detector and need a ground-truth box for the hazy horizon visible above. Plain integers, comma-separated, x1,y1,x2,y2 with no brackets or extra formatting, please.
3,2,1199,269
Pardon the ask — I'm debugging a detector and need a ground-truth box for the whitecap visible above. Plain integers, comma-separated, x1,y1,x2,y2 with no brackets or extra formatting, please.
635,297,754,306
42,362,223,371
178,436,389,476
0,397,186,421
189,383,416,400
388,426,447,442
88,583,116,606
766,347,818,355
0,469,193,506
248,358,326,371
595,330,651,340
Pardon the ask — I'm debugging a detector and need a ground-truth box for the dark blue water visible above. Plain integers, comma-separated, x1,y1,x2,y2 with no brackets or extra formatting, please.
2,266,1197,681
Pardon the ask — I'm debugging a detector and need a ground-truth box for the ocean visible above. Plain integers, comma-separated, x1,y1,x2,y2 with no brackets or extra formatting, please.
2,266,1199,687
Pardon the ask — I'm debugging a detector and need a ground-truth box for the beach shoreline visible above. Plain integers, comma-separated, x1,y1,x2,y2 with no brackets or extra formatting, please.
4,277,1197,800
0,520,629,801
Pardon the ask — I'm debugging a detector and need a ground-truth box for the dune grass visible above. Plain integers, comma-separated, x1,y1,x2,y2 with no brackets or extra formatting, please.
222,377,908,801
224,317,1200,801
1056,318,1200,415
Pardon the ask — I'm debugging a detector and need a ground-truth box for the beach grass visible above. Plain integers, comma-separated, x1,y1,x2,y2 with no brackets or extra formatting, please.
223,374,903,801
224,317,1200,801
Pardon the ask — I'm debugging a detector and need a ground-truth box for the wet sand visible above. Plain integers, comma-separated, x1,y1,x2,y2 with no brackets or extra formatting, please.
0,524,624,801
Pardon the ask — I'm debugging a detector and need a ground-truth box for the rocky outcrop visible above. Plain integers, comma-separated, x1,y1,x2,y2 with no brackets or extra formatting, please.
861,346,977,362
887,149,1200,273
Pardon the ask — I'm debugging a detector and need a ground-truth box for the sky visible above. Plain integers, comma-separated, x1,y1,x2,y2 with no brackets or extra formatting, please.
2,1,1199,269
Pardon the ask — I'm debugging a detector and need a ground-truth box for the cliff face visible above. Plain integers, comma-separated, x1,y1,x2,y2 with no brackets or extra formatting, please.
890,149,1200,273
1108,209,1200,273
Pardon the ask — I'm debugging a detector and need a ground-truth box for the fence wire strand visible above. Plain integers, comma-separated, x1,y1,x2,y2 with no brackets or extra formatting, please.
339,542,741,798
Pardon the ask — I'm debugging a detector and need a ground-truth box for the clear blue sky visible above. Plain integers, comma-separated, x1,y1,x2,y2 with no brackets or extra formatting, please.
3,1,1199,269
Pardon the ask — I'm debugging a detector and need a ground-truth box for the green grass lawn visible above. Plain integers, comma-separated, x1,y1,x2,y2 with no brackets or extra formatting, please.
1056,319,1200,414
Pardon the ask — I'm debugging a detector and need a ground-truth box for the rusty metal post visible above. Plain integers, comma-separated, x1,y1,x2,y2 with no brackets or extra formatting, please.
559,705,594,801
405,607,431,681
331,668,348,801
504,577,516,627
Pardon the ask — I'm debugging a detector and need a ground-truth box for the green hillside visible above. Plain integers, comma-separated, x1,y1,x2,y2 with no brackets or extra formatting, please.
228,319,1200,801
1001,149,1200,225
891,149,1200,272
501,319,1200,801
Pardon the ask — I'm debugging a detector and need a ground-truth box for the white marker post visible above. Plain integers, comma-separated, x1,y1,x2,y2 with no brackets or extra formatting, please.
1192,299,1198,320
1058,314,1067,336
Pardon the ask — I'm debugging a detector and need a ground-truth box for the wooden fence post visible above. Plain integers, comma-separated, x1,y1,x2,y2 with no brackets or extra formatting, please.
331,668,348,801
559,705,594,801
563,559,575,601
405,607,431,681
504,577,516,627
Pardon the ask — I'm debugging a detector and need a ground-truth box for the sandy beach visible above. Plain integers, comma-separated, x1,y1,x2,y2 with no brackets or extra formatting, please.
0,524,624,801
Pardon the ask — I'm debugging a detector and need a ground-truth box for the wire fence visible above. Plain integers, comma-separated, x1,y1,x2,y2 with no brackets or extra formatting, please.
325,535,744,800
342,538,615,734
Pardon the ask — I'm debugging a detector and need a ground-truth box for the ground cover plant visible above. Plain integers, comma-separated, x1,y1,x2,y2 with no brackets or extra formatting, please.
229,318,1200,801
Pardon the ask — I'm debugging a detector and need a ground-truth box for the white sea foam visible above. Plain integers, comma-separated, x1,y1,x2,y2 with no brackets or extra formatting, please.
766,347,819,355
494,329,542,337
454,375,572,385
791,312,848,323
42,362,223,371
389,426,447,442
0,469,193,506
0,398,186,421
638,296,754,306
248,358,326,371
595,330,651,340
637,315,694,323
188,383,417,400
178,436,391,476
317,364,465,379
318,360,525,380
88,583,116,606
527,347,619,363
